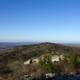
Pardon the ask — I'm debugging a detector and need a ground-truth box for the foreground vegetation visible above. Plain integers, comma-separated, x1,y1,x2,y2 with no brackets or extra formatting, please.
0,42,80,80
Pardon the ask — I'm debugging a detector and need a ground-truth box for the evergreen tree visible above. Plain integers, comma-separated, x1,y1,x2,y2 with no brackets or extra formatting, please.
39,54,54,73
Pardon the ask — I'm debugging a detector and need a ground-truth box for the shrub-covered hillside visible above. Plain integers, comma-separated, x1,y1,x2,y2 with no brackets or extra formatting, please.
0,42,80,80
0,42,80,63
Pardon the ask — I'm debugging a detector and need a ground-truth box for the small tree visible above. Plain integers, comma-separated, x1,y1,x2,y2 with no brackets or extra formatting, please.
39,54,54,73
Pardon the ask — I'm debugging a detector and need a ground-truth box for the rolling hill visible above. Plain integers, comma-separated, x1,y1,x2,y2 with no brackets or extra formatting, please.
0,42,80,64
0,42,80,80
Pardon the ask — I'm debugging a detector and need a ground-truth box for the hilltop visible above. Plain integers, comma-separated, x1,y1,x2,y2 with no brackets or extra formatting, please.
0,42,80,80
0,42,80,63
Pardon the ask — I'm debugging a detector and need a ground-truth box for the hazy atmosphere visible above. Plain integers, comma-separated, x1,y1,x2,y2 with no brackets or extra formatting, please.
0,0,80,80
0,0,80,43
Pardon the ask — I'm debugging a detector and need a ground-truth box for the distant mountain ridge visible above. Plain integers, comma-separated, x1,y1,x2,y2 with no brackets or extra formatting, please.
0,42,38,48
64,43,80,48
0,42,80,48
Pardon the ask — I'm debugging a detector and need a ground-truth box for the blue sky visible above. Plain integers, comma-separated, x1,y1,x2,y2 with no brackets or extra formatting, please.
0,0,80,43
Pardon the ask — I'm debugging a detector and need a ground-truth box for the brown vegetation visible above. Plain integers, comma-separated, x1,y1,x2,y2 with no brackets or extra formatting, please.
0,42,80,80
